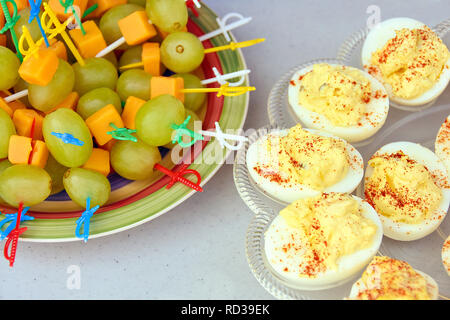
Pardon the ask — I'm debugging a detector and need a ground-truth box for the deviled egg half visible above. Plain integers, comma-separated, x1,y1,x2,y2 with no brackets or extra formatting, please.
435,115,450,175
347,256,439,300
288,63,389,143
362,17,450,107
364,141,450,241
264,192,383,291
246,124,364,204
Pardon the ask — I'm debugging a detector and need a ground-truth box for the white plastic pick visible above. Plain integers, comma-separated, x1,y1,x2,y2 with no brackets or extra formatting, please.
4,89,28,103
199,122,248,151
201,67,250,87
198,13,252,42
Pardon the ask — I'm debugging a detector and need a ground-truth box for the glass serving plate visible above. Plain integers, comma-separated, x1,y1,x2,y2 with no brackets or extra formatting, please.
234,104,450,300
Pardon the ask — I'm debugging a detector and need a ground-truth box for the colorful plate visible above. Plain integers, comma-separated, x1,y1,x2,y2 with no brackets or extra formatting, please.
1,4,250,242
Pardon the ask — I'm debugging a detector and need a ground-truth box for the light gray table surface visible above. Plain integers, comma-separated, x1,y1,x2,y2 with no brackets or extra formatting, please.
1,0,449,300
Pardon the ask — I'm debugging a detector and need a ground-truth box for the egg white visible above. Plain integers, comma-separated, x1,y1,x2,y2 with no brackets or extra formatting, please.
365,142,450,241
246,128,364,204
435,115,450,176
361,17,450,106
443,235,450,276
264,195,383,291
348,268,439,300
288,64,389,143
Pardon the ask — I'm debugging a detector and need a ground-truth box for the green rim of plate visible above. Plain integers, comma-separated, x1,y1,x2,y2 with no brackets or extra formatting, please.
19,4,250,242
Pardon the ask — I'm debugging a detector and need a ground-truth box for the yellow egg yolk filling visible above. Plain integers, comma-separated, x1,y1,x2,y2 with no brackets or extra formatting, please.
356,256,431,300
365,151,442,224
280,193,377,277
370,26,450,100
258,124,350,190
298,64,372,127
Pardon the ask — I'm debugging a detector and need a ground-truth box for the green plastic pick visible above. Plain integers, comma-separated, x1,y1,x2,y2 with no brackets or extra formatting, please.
171,116,204,148
59,0,85,35
107,123,138,142
0,0,22,61
82,3,97,19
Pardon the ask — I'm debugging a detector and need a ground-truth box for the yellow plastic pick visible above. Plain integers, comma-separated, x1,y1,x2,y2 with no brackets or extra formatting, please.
18,25,41,60
119,38,266,71
181,83,255,97
203,38,265,54
41,2,85,66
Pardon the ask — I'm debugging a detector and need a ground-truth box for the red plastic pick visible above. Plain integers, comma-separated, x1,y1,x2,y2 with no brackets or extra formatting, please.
3,202,26,267
185,0,199,17
154,164,203,192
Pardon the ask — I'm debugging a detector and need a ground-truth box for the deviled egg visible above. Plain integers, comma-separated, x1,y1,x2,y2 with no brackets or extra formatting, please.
347,256,439,300
362,17,450,107
264,193,383,290
443,236,450,276
435,115,450,175
288,63,389,143
364,142,450,241
247,124,364,203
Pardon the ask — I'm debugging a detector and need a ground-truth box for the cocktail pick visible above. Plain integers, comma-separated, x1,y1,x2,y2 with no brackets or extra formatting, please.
3,202,27,267
120,38,265,71
41,2,85,65
0,206,33,240
59,0,85,35
185,0,201,17
201,67,250,87
51,132,85,146
198,12,252,42
81,3,97,19
75,197,99,243
107,123,137,142
181,82,255,97
0,0,23,61
172,116,248,150
154,163,203,192
28,0,50,47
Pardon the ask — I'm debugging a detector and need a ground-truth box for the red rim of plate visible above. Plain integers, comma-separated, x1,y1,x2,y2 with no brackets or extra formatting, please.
0,19,225,219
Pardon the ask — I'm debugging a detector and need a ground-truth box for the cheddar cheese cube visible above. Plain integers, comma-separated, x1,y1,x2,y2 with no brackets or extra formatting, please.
0,35,6,47
69,20,107,59
8,135,32,165
41,38,68,61
118,11,157,46
122,96,146,130
29,140,49,168
100,139,116,152
13,109,44,141
86,104,124,146
0,97,12,117
85,0,126,18
142,42,161,76
150,76,185,102
19,49,59,86
81,148,110,176
45,92,79,114
48,0,88,21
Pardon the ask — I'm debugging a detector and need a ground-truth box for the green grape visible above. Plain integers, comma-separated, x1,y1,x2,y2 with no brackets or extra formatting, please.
43,109,93,168
146,0,188,33
111,139,161,180
103,51,119,68
45,154,68,195
0,108,16,158
0,159,13,204
116,69,151,101
28,59,75,112
128,0,146,6
13,78,31,107
119,46,143,70
135,94,185,146
160,32,205,73
99,4,143,49
14,8,41,50
0,165,52,207
73,58,118,96
0,46,20,91
63,168,111,208
77,88,122,120
164,108,201,149
171,73,206,111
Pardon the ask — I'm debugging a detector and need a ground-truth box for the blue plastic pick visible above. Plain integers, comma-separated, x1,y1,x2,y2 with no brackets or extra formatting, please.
28,0,50,47
75,197,99,243
0,207,33,240
51,132,85,146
